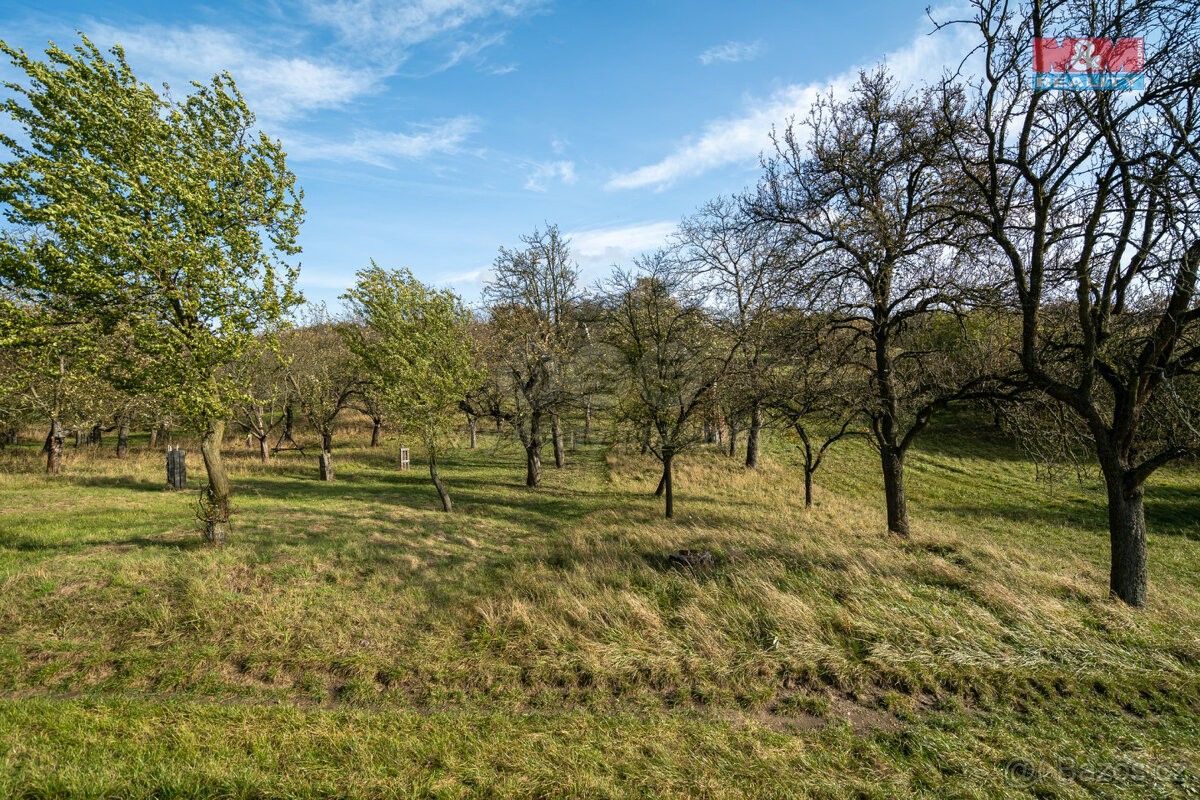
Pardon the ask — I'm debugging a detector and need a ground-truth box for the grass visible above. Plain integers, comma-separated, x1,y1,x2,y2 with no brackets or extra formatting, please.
0,415,1197,798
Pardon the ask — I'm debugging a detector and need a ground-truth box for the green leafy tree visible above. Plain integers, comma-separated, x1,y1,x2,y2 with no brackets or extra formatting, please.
0,36,303,541
342,266,481,512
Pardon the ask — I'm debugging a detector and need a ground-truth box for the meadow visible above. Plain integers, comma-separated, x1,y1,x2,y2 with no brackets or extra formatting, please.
0,417,1198,798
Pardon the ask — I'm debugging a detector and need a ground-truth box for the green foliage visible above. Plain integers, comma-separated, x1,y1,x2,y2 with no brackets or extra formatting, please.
0,35,303,424
341,265,481,453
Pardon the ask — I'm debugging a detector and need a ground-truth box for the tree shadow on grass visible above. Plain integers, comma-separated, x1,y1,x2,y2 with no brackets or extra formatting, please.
925,488,1200,541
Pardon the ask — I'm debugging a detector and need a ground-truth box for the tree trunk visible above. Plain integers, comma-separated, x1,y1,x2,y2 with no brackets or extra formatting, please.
149,425,158,449
46,420,63,475
74,429,83,447
468,415,477,449
727,419,739,458
639,424,651,456
430,449,452,512
663,447,675,518
654,470,666,497
525,413,543,487
804,466,814,508
583,400,592,443
258,435,270,464
1103,466,1148,606
89,423,102,446
116,420,129,458
283,403,295,441
322,431,333,453
745,402,762,468
200,419,232,544
370,418,382,447
551,413,565,468
880,446,909,536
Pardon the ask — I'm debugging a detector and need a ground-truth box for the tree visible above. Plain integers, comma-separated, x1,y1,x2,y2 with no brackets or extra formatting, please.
765,310,863,508
229,339,288,464
483,225,583,485
342,266,481,512
0,37,303,542
283,310,358,458
601,251,732,518
675,197,790,469
750,70,998,536
939,0,1200,605
0,296,103,473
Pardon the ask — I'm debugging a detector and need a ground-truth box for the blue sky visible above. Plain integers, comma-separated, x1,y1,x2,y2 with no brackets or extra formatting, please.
0,0,974,306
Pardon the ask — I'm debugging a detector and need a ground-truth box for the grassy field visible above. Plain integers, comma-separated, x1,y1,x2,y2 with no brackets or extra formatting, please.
0,416,1198,798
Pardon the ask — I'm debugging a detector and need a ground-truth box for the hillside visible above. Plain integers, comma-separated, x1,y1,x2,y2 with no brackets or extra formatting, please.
0,420,1198,798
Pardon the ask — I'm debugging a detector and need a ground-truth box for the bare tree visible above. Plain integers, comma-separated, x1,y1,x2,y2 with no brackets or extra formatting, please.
939,0,1200,605
601,251,733,518
765,311,864,508
675,197,790,468
750,70,1000,536
483,225,583,486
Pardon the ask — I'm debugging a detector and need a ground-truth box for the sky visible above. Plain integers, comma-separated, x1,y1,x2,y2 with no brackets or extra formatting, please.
0,0,978,306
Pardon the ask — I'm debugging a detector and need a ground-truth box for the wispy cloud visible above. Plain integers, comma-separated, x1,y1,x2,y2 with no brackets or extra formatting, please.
439,266,492,286
523,159,576,191
89,23,381,124
610,24,977,190
304,0,543,51
285,117,478,166
567,221,676,274
698,40,763,66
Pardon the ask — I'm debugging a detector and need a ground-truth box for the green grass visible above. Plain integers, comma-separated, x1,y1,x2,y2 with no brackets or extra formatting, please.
0,416,1198,798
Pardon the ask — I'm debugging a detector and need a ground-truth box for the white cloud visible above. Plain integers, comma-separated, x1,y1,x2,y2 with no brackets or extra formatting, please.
89,24,380,123
567,221,677,272
285,117,478,166
609,23,978,190
304,0,542,48
523,159,576,192
439,266,492,285
698,40,763,66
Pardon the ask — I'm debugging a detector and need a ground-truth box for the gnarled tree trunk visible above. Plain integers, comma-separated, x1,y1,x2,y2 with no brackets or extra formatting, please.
116,420,129,458
430,449,452,512
745,402,762,468
1098,441,1149,606
524,411,543,487
46,420,63,475
880,446,909,537
200,419,232,544
370,418,382,447
551,413,565,468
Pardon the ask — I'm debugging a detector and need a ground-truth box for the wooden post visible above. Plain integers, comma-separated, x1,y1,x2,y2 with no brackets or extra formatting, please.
166,446,187,489
319,452,333,481
398,447,410,471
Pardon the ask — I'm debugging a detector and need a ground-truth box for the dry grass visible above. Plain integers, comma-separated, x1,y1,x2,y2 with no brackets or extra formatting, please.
0,414,1198,797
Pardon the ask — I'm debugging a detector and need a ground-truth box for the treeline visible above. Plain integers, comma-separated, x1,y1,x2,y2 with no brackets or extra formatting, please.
2,0,1200,607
